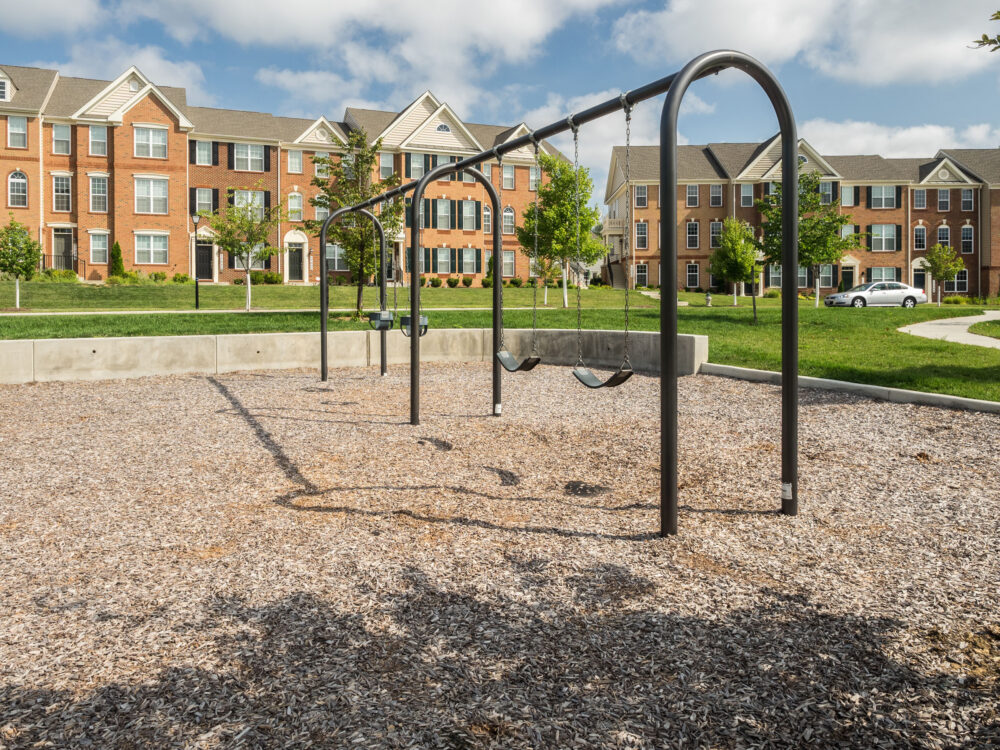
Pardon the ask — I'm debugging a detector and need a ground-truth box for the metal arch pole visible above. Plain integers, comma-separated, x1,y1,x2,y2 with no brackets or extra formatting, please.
659,50,799,537
354,208,388,377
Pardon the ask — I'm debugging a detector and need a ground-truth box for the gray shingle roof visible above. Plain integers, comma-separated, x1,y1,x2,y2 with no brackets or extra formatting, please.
707,140,775,178
938,148,1000,184
42,75,188,118
0,64,58,112
609,144,726,182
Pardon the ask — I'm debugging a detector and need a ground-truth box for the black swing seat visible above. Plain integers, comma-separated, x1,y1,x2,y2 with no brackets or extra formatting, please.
496,349,541,372
400,315,429,338
367,310,394,331
572,364,634,389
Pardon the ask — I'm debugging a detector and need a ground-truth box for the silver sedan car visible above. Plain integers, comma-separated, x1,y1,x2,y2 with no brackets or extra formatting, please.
824,282,928,308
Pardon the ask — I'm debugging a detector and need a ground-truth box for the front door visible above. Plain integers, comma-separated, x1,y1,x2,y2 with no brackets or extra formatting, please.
195,242,214,280
841,267,855,290
913,269,926,293
287,243,303,282
53,229,74,270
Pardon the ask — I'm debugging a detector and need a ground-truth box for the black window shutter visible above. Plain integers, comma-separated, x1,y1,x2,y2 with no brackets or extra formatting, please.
405,154,412,178
405,198,412,228
895,267,902,282
212,188,219,213
831,265,839,288
431,199,438,229
763,265,770,286
264,255,271,270
227,143,234,170
450,200,457,227
425,199,432,228
865,225,872,250
189,140,196,164
895,185,902,207
763,183,769,196
212,141,219,166
227,190,234,207
866,268,872,282
423,247,431,274
457,249,464,273
228,252,236,269
832,182,839,202
450,248,457,273
424,154,431,173
855,224,860,235
405,247,412,272
865,186,872,208
807,267,814,287
189,187,196,210
456,201,464,230
264,146,271,173
895,224,902,248
263,191,271,211
475,248,482,274
476,201,482,230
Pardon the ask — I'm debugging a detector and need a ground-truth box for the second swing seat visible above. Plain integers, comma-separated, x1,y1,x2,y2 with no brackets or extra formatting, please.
573,365,634,389
496,349,541,372
367,310,395,331
400,315,429,337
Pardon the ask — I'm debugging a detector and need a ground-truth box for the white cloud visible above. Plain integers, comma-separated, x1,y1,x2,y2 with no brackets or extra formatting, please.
0,0,105,36
801,118,1000,157
33,39,215,105
614,0,998,86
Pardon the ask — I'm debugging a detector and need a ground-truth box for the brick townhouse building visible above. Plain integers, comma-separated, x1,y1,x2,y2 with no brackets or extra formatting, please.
0,63,554,285
603,136,1000,298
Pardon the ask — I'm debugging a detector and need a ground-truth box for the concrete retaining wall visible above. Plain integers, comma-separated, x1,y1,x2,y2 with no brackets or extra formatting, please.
0,328,708,385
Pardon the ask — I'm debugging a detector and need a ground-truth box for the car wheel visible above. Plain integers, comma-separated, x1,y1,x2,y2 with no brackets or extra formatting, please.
852,297,865,308
902,297,916,308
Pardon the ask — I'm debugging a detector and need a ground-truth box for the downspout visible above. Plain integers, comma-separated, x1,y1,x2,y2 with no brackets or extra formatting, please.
978,185,983,298
905,183,910,288
276,143,282,279
38,115,45,253
187,133,192,275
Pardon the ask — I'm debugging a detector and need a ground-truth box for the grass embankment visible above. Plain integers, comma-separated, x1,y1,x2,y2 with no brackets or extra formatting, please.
968,321,1000,340
1,297,997,402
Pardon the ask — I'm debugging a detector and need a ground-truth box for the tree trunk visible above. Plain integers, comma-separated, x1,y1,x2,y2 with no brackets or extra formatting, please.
733,282,737,307
814,266,820,308
245,267,251,312
543,284,548,306
356,274,364,317
937,283,941,307
562,263,569,308
752,278,758,324
15,277,20,309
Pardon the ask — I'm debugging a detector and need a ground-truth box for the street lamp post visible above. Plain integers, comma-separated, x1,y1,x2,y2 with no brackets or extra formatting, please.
192,214,201,310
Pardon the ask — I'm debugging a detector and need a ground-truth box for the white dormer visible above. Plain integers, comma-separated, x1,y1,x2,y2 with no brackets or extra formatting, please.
293,116,346,147
377,91,441,148
919,157,976,185
70,65,193,129
399,102,483,153
0,70,14,103
761,139,840,180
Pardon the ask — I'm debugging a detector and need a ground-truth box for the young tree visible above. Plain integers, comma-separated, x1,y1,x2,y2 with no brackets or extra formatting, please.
307,129,403,316
708,217,762,322
923,243,966,307
972,10,1000,50
531,255,562,306
0,215,42,309
206,184,284,311
516,153,606,308
757,170,862,308
108,241,125,277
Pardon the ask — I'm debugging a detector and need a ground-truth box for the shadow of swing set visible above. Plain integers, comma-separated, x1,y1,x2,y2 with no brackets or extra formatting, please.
317,49,801,537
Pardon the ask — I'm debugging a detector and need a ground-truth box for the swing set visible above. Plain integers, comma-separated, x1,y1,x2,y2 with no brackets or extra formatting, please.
317,49,801,536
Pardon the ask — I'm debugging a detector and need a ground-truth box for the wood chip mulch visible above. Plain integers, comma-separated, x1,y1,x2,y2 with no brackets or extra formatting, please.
1,363,998,748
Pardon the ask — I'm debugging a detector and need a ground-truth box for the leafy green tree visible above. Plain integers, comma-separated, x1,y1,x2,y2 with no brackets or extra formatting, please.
757,170,862,308
0,215,42,309
923,243,966,307
307,129,403,316
205,183,284,311
108,241,125,277
709,217,762,323
531,255,562,305
516,152,606,308
972,10,1000,50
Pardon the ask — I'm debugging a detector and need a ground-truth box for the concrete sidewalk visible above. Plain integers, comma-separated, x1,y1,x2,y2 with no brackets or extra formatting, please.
899,310,1000,350
0,306,539,317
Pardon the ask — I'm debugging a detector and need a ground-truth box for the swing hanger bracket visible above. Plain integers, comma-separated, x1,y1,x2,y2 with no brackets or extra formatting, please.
619,92,633,115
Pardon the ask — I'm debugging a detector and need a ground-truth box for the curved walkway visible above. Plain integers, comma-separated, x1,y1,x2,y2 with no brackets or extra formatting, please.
899,310,1000,350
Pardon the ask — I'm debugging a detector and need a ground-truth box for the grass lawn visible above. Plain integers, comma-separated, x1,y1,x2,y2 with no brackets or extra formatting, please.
2,298,997,401
968,320,1000,340
0,280,653,312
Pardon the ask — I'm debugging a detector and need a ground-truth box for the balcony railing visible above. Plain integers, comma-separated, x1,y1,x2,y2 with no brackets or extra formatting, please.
604,217,626,235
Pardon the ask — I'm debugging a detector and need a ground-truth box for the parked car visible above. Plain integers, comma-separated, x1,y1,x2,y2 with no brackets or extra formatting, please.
824,282,928,308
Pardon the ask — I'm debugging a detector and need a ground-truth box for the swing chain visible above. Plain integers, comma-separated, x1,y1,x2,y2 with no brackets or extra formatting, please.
622,101,632,369
530,136,540,356
496,151,505,351
572,123,584,368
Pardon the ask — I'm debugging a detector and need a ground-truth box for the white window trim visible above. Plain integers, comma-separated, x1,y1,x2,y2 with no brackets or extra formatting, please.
635,221,648,250
314,151,330,178
133,125,168,159
52,123,71,155
89,175,108,213
686,184,699,207
195,140,212,166
7,116,27,149
288,150,303,174
134,177,169,215
710,184,723,207
635,184,647,208
871,185,896,210
960,225,974,254
685,263,699,288
89,232,109,264
913,188,926,210
937,189,950,211
961,189,974,212
483,206,492,234
740,183,753,207
502,249,515,277
819,182,832,205
52,175,71,213
686,221,699,249
133,231,170,265
913,226,926,251
379,152,393,180
234,143,265,172
944,269,968,293
8,171,28,208
502,164,515,191
288,192,303,222
502,206,515,235
710,221,722,248
871,224,897,252
89,125,108,157
437,200,451,230
195,187,213,215
841,184,854,207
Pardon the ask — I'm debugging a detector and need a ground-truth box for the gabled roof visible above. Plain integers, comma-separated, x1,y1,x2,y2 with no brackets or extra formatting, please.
399,101,484,152
344,107,397,140
375,90,440,144
68,66,190,127
916,156,976,185
43,74,188,119
0,64,58,112
707,141,772,179
761,140,841,180
292,116,347,146
935,149,1000,183
107,82,194,128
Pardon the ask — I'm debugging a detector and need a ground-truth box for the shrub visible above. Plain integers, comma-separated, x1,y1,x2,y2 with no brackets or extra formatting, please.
694,287,704,294
462,276,473,287
108,241,125,277
446,276,460,288
510,276,524,287
527,277,538,287
430,277,443,288
335,274,349,286
172,273,191,284
481,277,493,288
589,277,604,287
250,270,266,285
419,275,427,287
36,268,79,283
764,289,780,298
149,271,168,282
233,277,245,285
943,295,967,305
264,272,282,285
105,275,123,286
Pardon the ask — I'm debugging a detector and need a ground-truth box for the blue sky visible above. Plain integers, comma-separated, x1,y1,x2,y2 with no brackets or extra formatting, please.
2,0,998,196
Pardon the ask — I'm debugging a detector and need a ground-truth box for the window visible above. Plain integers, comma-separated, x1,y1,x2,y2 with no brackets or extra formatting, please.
234,190,264,220
315,205,329,221
7,116,27,148
288,193,303,222
871,267,896,283
288,150,302,173
129,78,140,92
52,124,71,155
135,178,168,214
418,200,426,229
914,225,926,251
313,151,330,178
482,163,492,182
502,207,514,234
90,233,108,264
686,263,699,288
635,185,647,208
503,250,515,277
380,152,393,180
90,126,107,156
937,189,950,211
7,171,27,207
913,188,926,209
769,263,782,287
961,225,974,254
686,221,699,249
740,184,753,207
192,140,210,166
871,185,895,209
463,167,475,183
483,205,491,234
710,184,722,207
841,225,855,240
871,224,896,252
435,247,451,272
635,221,648,250
819,181,832,205
502,164,515,190
961,189,973,211
135,233,168,264
436,123,451,133
937,225,950,247
0,81,6,101
462,247,476,271
410,153,424,179
89,176,108,213
686,184,698,207
437,200,451,230
636,263,648,287
462,200,475,228
195,188,213,215
710,221,722,248
326,243,348,271
820,264,833,288
529,165,540,191
342,152,355,180
235,143,264,171
135,127,167,158
944,269,968,293
53,176,71,212
841,185,853,207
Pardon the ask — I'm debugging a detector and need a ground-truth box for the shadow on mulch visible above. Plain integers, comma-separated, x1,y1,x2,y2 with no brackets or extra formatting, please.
2,580,996,747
